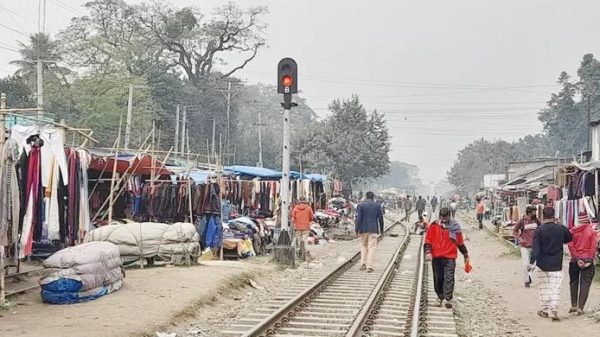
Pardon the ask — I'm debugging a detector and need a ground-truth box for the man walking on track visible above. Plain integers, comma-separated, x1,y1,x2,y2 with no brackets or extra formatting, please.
475,198,485,229
431,196,438,214
567,214,597,315
291,197,314,240
404,196,413,222
529,207,572,321
356,191,383,273
416,196,426,220
513,206,540,288
424,207,469,309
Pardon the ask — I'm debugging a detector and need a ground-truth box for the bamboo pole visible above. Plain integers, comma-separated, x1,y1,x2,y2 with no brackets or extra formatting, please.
88,137,121,200
91,144,152,222
0,110,98,143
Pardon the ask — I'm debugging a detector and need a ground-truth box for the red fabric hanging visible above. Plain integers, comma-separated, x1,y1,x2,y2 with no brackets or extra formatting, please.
24,146,41,256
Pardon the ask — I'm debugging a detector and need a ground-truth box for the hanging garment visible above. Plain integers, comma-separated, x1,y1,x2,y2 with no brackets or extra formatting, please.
67,150,81,245
77,149,91,239
20,144,42,257
0,139,21,247
10,125,69,188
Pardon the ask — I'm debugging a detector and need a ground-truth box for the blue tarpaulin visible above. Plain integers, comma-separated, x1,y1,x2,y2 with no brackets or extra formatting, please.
225,165,283,179
305,173,327,182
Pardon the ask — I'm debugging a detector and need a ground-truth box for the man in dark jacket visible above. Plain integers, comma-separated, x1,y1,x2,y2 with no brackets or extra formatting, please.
529,207,572,321
424,207,469,309
416,196,426,219
356,191,383,273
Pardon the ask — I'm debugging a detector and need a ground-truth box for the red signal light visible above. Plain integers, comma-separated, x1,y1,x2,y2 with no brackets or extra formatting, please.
282,75,294,87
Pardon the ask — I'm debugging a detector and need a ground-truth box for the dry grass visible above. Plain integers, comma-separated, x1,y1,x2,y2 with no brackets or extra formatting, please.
130,270,265,337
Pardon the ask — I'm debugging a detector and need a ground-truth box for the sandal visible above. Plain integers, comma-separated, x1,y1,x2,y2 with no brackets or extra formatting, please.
537,310,549,318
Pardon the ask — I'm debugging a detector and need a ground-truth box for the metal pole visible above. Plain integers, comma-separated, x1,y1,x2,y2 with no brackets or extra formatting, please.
181,106,187,155
0,93,6,306
211,117,216,158
36,58,43,122
174,104,180,154
281,107,291,232
257,111,263,167
226,81,231,165
124,84,133,149
108,115,123,224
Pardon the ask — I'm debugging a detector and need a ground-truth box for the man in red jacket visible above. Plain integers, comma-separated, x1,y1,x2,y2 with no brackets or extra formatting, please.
291,197,315,239
568,215,598,315
424,207,469,309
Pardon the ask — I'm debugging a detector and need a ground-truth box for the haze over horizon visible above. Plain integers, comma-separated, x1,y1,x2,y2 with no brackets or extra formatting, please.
2,0,600,184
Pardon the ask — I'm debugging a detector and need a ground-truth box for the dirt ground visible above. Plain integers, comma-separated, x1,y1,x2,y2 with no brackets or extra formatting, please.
0,259,276,337
454,211,600,337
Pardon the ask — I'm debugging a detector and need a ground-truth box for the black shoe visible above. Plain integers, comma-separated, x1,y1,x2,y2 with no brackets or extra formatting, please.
525,282,531,288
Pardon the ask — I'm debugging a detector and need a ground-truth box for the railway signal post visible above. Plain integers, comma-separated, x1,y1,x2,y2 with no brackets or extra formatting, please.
274,57,298,266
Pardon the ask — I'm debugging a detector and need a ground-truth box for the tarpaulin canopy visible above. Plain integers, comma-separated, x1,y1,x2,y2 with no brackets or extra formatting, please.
305,173,327,182
166,165,233,183
88,149,172,176
225,165,282,179
224,165,327,181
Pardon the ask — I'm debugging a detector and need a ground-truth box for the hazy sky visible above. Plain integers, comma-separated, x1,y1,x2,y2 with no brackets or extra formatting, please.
2,0,600,183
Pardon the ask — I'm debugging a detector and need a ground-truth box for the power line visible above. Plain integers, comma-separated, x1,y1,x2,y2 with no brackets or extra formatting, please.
0,43,19,53
241,70,556,90
0,22,28,37
0,4,30,32
49,0,84,16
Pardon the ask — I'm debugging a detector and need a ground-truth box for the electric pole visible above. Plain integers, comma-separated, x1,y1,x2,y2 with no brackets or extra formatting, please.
36,59,43,122
124,84,147,150
124,84,134,149
226,81,231,164
181,106,187,155
220,80,240,165
174,104,180,154
257,111,264,168
211,117,216,158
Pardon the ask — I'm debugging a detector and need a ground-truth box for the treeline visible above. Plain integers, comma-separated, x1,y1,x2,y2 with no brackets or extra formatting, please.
448,54,600,194
1,0,390,189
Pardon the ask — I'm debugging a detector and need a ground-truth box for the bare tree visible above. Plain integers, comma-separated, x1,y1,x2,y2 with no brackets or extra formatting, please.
137,1,267,86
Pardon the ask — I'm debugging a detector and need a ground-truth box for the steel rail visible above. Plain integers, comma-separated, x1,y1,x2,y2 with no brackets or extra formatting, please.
410,235,426,337
239,215,406,337
345,223,412,336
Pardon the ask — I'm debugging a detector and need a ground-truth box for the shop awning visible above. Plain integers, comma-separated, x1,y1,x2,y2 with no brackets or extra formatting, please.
225,165,282,179
166,165,232,183
89,149,172,176
305,173,327,182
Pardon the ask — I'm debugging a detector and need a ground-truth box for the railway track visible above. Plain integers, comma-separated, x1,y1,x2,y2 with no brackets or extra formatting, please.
220,214,461,337
221,214,461,337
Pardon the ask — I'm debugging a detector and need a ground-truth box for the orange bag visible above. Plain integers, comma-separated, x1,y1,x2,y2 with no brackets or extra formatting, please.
464,261,473,273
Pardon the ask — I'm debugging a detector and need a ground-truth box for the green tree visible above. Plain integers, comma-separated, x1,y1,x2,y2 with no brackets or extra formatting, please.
577,54,600,123
298,95,391,190
10,33,71,81
538,71,586,155
0,75,35,108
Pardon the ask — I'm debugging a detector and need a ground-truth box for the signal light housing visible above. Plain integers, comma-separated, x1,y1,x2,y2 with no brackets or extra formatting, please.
277,58,298,94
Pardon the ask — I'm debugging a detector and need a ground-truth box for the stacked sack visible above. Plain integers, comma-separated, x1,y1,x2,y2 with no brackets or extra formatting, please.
85,222,200,264
40,241,124,304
